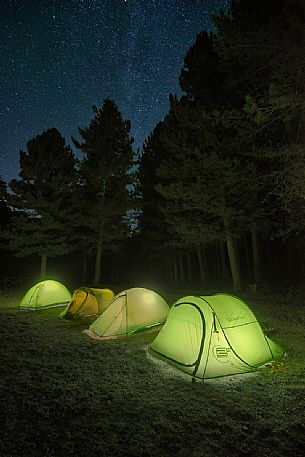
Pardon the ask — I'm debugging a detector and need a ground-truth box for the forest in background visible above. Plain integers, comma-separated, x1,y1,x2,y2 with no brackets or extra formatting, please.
1,0,305,291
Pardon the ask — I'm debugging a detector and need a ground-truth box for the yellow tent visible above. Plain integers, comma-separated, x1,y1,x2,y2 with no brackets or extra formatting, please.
60,287,114,319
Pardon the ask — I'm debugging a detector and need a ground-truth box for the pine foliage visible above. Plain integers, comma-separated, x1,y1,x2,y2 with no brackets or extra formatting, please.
73,99,135,284
5,128,77,267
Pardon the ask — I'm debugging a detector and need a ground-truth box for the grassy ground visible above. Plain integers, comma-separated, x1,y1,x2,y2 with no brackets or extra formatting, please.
0,287,304,457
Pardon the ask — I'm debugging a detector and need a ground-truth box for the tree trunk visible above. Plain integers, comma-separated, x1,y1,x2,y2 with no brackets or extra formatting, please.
214,241,222,278
224,217,242,291
165,254,169,281
173,247,178,284
167,250,174,284
178,250,185,282
242,234,252,281
40,254,48,280
110,256,115,282
196,244,206,283
82,252,88,283
93,237,103,286
296,245,305,278
284,239,294,280
251,225,261,284
202,245,208,279
186,250,193,283
219,241,229,280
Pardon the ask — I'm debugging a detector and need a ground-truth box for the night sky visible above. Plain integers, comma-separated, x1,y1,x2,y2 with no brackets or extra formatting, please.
0,0,230,183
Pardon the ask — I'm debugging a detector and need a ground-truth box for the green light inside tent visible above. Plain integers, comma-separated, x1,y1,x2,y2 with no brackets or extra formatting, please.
44,282,58,291
142,292,155,305
19,280,71,310
149,294,285,379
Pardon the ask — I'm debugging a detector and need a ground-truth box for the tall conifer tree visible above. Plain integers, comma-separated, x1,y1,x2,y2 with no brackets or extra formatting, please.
0,177,10,227
6,128,76,279
73,99,134,285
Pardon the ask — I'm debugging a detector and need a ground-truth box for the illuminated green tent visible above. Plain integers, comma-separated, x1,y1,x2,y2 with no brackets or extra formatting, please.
60,287,114,319
149,294,285,379
85,287,169,339
19,280,71,310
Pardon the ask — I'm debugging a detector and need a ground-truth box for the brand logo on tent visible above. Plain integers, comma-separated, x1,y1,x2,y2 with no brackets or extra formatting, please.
213,346,231,362
227,316,245,322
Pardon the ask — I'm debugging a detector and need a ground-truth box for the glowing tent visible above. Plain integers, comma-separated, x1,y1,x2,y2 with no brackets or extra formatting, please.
60,287,114,319
84,287,169,339
149,294,285,380
19,280,71,310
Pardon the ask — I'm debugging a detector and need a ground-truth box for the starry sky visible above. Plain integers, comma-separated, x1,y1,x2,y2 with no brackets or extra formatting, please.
0,0,230,183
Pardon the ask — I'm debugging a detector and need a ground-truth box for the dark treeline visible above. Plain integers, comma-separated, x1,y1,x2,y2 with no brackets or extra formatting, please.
1,0,305,290
137,0,305,291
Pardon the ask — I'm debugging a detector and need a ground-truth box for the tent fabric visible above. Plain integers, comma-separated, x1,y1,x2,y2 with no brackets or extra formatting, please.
19,280,71,310
60,287,114,319
86,287,169,338
149,294,285,379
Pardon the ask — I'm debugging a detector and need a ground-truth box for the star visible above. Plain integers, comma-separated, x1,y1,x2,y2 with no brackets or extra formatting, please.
0,0,231,182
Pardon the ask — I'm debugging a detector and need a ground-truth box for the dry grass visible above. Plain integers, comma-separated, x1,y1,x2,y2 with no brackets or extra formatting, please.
0,287,304,457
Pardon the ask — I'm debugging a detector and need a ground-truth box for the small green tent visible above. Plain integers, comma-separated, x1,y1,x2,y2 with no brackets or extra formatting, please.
149,294,284,379
84,287,169,339
19,280,71,310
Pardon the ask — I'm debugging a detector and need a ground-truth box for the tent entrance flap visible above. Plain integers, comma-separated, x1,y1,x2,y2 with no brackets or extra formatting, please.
149,302,205,377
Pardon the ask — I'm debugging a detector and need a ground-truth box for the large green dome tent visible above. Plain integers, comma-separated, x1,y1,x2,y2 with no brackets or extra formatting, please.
84,287,169,339
149,294,284,380
19,280,71,310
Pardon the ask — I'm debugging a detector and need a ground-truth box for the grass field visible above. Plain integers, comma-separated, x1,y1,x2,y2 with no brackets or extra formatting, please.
0,287,304,457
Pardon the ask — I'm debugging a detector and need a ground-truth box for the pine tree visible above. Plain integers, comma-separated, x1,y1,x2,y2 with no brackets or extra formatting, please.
6,128,77,279
0,177,10,227
216,0,305,244
179,31,225,110
140,0,305,287
155,98,261,291
137,121,171,273
73,99,134,285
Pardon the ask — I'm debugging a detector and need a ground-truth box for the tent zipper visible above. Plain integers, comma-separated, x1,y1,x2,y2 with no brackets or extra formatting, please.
213,312,218,333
